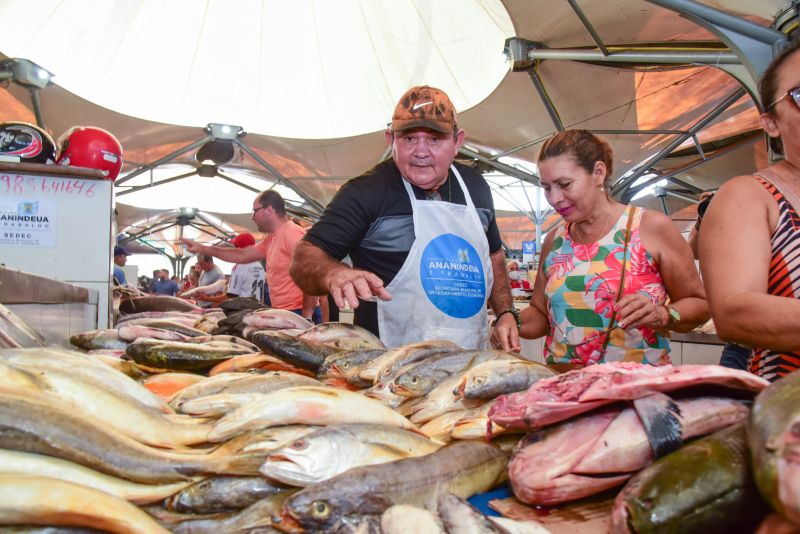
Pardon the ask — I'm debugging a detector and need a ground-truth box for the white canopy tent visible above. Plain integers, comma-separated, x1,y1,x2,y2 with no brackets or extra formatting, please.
0,0,796,266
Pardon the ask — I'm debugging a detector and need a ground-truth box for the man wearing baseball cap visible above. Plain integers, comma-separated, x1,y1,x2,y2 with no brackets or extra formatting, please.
113,245,131,286
291,85,519,351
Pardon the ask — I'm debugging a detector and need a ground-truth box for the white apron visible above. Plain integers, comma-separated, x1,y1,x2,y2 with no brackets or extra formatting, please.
377,165,493,349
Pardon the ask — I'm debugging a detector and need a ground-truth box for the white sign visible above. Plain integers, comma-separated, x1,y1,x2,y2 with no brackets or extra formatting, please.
0,197,56,248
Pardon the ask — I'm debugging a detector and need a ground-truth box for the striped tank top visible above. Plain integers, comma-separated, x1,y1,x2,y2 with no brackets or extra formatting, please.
543,205,671,366
749,175,800,381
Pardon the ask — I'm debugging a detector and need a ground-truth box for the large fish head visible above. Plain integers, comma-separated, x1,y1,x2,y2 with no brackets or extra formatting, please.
261,431,363,486
335,355,365,377
463,372,499,399
392,372,434,397
280,484,391,531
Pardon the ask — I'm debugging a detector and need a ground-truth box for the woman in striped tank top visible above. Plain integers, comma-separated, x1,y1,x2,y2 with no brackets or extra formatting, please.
519,130,709,368
700,39,800,382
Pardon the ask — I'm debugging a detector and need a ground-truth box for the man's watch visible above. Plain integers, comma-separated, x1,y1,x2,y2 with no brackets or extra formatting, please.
494,307,521,329
662,305,680,327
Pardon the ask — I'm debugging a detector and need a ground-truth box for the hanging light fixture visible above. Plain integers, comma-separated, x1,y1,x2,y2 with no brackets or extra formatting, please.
196,139,236,166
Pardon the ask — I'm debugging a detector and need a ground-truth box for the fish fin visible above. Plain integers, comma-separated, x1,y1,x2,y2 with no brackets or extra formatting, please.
407,426,443,443
632,392,683,459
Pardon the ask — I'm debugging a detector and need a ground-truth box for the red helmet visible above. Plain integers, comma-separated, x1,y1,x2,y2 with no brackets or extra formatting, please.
56,126,123,181
0,122,56,164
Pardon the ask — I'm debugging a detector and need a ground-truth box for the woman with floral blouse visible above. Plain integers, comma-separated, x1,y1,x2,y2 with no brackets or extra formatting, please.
518,130,709,367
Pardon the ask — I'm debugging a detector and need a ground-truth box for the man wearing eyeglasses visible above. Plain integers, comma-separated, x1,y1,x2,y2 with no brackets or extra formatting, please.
290,85,519,351
180,191,321,322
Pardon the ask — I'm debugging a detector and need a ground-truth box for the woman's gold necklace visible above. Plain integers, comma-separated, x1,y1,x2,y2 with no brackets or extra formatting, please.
571,205,616,244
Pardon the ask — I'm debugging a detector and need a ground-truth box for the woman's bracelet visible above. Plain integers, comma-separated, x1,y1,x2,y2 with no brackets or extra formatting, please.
493,307,521,329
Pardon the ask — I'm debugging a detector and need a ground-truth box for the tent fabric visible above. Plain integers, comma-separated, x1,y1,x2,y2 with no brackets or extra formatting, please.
0,0,514,140
0,0,787,250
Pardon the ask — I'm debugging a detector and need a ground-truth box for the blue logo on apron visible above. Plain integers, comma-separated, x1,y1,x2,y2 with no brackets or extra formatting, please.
420,233,486,318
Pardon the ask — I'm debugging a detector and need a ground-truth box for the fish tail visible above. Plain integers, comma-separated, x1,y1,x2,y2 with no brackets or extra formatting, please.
216,451,267,476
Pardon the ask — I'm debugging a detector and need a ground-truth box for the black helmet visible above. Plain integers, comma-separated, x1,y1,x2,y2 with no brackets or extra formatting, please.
0,122,56,164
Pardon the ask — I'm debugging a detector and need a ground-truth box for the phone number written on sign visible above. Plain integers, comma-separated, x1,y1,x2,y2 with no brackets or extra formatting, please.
1,174,97,198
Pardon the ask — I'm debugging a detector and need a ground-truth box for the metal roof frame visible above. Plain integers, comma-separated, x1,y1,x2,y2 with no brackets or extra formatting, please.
471,0,794,251
114,123,325,217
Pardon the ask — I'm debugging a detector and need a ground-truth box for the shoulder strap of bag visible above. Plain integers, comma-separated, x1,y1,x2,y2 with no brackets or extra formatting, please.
598,206,636,358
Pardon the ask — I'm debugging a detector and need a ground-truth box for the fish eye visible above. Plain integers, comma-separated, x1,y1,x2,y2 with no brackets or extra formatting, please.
411,376,418,384
290,439,308,450
341,361,350,368
311,500,330,518
475,377,485,385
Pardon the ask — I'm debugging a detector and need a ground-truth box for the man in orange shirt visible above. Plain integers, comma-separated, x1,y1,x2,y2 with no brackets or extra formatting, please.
180,191,321,322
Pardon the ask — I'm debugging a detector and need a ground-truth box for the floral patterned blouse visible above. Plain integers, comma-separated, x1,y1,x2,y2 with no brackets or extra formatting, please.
543,205,671,366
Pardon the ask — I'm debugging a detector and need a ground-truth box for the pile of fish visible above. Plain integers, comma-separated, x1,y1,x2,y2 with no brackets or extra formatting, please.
3,293,546,532
312,339,556,446
0,343,519,532
488,361,800,532
17,290,800,532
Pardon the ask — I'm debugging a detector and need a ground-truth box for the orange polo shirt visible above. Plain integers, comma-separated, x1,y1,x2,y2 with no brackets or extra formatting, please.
256,220,305,310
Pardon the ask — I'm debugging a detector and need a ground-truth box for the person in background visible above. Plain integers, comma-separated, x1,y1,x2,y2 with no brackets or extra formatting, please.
179,274,192,293
151,269,180,296
519,129,708,368
699,39,800,381
507,260,532,296
228,233,267,301
148,270,160,293
290,85,518,350
138,275,150,293
194,233,268,306
193,254,225,309
687,191,752,371
181,191,323,323
112,245,130,286
179,269,200,297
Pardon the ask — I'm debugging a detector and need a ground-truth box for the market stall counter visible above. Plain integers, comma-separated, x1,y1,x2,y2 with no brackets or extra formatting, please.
0,266,98,346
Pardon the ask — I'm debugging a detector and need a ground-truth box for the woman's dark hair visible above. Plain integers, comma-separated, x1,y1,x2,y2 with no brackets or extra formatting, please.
759,38,800,155
538,130,614,187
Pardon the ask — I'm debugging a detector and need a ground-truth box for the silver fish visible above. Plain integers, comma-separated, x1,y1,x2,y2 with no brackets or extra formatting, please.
167,476,290,514
261,424,441,486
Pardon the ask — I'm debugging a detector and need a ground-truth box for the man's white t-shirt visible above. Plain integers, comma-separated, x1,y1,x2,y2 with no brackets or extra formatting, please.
228,261,266,301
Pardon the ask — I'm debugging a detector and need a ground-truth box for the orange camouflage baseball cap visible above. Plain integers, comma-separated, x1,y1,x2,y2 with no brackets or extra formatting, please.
390,85,457,134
